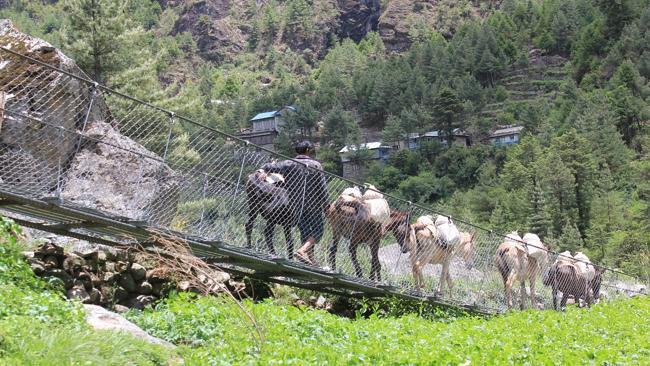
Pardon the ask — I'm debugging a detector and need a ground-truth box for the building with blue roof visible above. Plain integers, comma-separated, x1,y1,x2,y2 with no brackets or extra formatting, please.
236,106,296,151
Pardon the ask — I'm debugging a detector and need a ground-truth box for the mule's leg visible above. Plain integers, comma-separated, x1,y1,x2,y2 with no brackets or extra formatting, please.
413,261,423,290
264,222,277,255
349,241,364,278
328,231,340,271
445,260,454,296
560,292,568,310
529,277,537,309
520,280,529,310
370,238,381,282
552,286,558,311
505,272,517,309
283,225,294,259
245,211,258,248
436,264,446,296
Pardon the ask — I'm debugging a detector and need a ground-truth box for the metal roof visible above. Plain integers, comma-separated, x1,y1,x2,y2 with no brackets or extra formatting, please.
419,128,466,138
490,125,524,138
250,110,279,121
339,141,387,153
250,106,297,122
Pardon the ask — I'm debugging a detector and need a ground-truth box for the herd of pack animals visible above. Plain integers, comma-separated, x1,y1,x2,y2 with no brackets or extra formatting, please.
245,169,605,311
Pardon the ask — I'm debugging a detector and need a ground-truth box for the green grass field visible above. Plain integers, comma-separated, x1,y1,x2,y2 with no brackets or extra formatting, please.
128,292,650,365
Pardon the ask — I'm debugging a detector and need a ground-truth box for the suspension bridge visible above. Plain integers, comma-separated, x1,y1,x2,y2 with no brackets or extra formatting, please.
0,45,645,314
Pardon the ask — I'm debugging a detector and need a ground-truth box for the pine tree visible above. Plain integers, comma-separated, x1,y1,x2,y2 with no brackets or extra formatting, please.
432,87,462,144
558,221,584,253
528,183,551,239
62,0,131,83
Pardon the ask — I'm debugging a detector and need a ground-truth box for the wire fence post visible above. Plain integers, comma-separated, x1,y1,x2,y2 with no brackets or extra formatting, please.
54,126,64,200
223,146,248,245
197,172,209,235
472,231,493,309
162,112,174,162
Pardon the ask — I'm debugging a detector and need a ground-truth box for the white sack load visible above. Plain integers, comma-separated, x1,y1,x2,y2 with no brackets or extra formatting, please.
555,250,575,265
362,184,390,225
417,215,436,230
573,252,595,282
522,233,547,262
264,172,285,185
504,231,523,244
434,215,460,248
341,186,363,199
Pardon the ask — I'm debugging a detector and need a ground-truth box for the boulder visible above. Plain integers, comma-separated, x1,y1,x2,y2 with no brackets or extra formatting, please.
43,268,74,289
113,286,129,302
0,19,108,193
42,255,59,270
123,294,157,310
77,271,93,291
84,304,174,347
88,287,102,304
62,253,85,273
60,120,180,224
136,281,153,295
71,242,127,262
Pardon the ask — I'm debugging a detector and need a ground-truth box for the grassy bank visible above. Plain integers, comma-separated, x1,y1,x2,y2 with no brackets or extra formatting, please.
129,292,650,365
0,218,174,365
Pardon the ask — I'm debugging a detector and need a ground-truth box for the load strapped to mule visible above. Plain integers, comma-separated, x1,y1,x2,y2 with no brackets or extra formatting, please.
336,184,391,225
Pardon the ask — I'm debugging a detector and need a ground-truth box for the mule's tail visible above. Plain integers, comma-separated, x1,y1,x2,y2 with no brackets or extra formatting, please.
495,246,515,282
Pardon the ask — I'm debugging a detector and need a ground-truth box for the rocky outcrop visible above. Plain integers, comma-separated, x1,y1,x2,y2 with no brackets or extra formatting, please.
171,0,245,62
0,19,108,193
336,0,381,42
0,19,179,225
378,0,483,52
377,0,414,52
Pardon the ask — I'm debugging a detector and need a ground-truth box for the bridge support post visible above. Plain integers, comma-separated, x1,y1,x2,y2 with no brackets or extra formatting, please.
198,172,209,234
223,148,247,245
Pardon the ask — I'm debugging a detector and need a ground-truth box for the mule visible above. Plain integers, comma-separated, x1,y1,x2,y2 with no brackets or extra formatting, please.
406,216,476,295
244,170,298,256
326,198,408,281
494,232,548,310
543,252,605,310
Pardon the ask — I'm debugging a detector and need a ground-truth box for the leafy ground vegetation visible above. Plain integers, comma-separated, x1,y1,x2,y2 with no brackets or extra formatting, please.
128,292,650,365
0,219,174,365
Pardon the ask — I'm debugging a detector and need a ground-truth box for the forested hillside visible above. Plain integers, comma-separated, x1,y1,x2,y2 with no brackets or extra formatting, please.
1,0,648,277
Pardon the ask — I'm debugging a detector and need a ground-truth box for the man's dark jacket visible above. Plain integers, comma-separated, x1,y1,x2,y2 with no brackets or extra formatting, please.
261,155,328,213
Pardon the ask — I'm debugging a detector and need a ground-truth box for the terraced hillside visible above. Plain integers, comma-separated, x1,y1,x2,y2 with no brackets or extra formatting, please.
480,48,568,125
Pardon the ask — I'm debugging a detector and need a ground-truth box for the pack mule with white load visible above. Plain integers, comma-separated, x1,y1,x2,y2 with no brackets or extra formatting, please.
495,231,548,310
325,185,394,280
406,215,468,294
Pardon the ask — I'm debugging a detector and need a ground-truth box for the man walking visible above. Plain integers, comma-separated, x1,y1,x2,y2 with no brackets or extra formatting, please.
261,141,328,264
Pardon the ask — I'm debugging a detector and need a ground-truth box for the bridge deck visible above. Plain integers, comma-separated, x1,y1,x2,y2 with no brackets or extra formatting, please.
0,189,491,314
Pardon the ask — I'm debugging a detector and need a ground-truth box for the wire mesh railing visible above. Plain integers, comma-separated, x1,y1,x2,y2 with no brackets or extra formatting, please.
0,46,647,313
